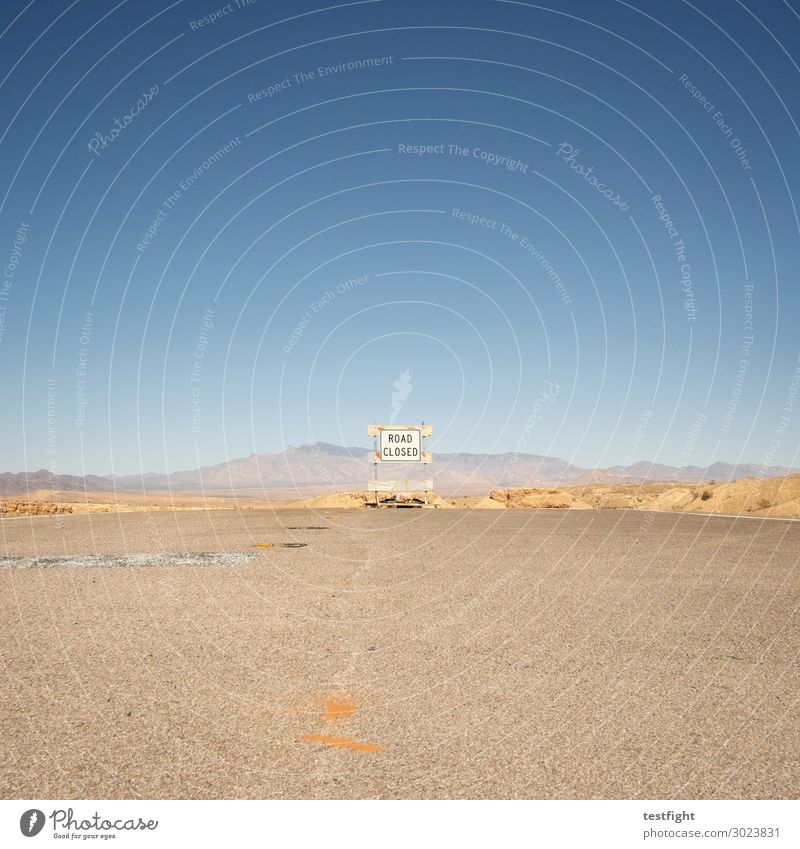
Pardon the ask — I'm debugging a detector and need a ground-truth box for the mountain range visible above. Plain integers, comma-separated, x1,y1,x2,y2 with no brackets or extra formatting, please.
0,443,796,496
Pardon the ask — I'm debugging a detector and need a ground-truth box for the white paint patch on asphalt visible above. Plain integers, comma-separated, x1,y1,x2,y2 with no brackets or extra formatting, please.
0,552,258,569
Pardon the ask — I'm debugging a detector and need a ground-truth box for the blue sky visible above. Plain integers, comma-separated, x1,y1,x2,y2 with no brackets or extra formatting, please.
1,0,799,475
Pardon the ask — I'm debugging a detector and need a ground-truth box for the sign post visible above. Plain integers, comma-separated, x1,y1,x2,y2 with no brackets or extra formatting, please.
367,423,433,506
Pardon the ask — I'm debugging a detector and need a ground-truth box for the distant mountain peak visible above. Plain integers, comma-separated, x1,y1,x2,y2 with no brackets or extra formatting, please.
1,447,797,497
288,441,362,456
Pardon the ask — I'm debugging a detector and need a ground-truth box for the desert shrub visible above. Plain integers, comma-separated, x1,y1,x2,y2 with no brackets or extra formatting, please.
700,490,712,501
756,498,771,509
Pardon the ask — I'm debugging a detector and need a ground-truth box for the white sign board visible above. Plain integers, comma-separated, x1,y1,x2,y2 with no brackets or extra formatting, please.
379,428,421,462
368,479,433,492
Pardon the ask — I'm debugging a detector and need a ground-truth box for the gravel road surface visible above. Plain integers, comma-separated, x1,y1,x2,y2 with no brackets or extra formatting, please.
2,508,798,799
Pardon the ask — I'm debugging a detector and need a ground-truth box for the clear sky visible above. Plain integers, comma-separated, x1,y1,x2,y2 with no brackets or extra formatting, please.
1,0,799,475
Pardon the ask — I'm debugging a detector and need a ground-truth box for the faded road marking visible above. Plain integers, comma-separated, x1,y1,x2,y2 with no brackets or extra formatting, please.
299,734,383,753
323,698,356,721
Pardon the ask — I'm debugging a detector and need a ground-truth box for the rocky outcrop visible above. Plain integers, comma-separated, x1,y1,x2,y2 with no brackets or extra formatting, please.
488,488,593,509
1,500,73,516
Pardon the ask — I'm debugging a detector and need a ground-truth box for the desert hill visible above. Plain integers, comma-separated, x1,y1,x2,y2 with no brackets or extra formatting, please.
460,474,800,518
0,469,114,495
3,475,800,517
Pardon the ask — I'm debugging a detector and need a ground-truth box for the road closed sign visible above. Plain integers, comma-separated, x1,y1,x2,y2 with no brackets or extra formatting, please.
379,428,421,462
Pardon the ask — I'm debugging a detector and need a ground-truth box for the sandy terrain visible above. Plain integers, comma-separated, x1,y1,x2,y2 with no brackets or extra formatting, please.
0,489,275,516
447,475,800,518
5,474,799,518
1,507,798,799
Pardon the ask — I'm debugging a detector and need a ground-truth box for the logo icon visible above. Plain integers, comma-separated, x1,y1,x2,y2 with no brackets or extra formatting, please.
20,809,45,837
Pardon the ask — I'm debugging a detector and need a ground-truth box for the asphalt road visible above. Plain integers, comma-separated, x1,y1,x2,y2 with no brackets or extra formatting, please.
1,508,798,799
